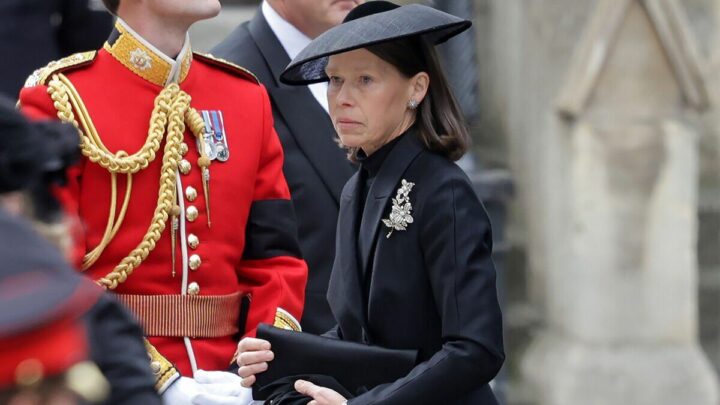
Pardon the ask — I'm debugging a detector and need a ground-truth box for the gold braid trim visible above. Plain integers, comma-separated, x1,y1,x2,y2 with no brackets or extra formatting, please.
144,339,179,393
50,74,168,174
274,307,302,332
47,73,205,289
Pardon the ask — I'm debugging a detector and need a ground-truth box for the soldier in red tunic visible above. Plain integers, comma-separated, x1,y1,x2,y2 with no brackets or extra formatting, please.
17,0,308,402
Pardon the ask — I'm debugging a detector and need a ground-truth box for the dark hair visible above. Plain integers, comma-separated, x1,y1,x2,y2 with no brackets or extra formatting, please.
101,0,120,14
345,37,470,161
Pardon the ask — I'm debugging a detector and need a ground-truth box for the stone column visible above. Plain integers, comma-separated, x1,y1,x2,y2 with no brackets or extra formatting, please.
519,0,719,403
697,0,720,376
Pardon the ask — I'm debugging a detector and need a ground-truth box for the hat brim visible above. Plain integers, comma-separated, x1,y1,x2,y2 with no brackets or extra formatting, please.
280,4,472,86
0,209,100,338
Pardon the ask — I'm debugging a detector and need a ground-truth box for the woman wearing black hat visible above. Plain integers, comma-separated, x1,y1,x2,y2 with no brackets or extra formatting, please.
237,2,504,404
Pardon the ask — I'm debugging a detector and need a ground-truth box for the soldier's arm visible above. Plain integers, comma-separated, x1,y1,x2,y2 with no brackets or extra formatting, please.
237,85,308,338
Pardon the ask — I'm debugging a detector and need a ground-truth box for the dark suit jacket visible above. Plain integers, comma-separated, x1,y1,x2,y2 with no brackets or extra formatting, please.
212,12,355,334
326,132,505,404
0,0,113,98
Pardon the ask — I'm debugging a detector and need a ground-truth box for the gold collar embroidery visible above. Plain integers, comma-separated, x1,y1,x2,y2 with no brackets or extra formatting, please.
103,19,192,86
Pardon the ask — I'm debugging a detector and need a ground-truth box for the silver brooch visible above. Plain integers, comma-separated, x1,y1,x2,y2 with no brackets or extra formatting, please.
382,179,415,238
129,48,152,71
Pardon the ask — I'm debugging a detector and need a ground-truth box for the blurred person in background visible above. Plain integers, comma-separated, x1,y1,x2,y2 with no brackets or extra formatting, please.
0,96,161,405
212,0,362,335
15,0,308,403
0,0,113,98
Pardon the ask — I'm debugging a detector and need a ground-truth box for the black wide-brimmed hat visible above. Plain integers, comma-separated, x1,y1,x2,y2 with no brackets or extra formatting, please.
280,1,471,85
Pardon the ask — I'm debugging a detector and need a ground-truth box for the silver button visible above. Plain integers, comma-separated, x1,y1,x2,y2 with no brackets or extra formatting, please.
186,206,198,222
185,186,198,202
188,234,199,249
179,159,191,175
188,282,200,296
189,254,202,271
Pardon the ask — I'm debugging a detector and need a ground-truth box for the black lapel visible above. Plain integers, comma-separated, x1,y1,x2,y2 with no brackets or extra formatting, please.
358,133,424,276
327,173,368,341
247,11,287,87
249,11,355,202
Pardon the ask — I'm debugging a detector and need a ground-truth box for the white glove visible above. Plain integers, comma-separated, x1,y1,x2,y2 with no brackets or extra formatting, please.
191,370,254,405
162,376,208,405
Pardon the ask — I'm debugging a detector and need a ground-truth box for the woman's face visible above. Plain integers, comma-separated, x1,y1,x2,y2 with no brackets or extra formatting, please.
326,48,427,155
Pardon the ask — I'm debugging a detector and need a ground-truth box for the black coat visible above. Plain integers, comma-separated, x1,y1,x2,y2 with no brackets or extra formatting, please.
212,12,355,334
85,293,162,405
327,132,505,404
0,0,113,98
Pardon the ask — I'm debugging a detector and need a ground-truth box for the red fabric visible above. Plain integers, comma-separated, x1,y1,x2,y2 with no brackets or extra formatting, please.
0,319,89,388
18,50,307,375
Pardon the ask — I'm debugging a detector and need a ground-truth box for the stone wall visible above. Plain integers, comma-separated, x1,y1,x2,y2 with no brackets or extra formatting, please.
471,0,720,403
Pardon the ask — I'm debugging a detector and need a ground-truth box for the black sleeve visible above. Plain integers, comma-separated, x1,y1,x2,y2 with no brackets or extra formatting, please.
349,175,505,405
84,294,162,405
58,0,114,54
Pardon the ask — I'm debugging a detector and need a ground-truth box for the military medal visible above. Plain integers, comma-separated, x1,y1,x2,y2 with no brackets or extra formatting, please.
203,133,218,160
199,111,217,160
200,110,230,162
212,111,230,162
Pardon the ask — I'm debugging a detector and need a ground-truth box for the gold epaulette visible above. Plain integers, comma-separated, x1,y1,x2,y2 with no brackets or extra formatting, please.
274,307,302,332
24,51,97,88
144,339,180,394
192,52,259,84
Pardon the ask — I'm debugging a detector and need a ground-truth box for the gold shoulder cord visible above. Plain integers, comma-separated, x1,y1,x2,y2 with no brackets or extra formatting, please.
47,73,207,289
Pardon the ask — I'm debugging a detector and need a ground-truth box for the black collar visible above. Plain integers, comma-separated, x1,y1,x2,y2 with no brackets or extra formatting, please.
357,132,407,179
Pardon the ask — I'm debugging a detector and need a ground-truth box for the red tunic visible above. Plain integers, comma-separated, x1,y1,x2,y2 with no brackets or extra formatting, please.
18,22,307,377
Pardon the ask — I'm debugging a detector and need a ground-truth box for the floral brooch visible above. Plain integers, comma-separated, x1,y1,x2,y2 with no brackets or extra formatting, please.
382,179,415,238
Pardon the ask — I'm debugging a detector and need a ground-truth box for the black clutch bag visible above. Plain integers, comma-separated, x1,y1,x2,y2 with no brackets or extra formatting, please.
253,323,418,400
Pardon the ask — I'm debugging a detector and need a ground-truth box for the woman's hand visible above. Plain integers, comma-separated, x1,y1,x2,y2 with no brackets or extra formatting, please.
235,337,274,387
294,379,347,405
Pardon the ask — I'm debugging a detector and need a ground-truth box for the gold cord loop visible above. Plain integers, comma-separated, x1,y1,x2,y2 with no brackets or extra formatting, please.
47,74,205,289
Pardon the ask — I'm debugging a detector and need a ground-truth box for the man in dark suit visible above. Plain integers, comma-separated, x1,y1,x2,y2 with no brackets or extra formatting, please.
212,0,361,334
0,0,113,98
